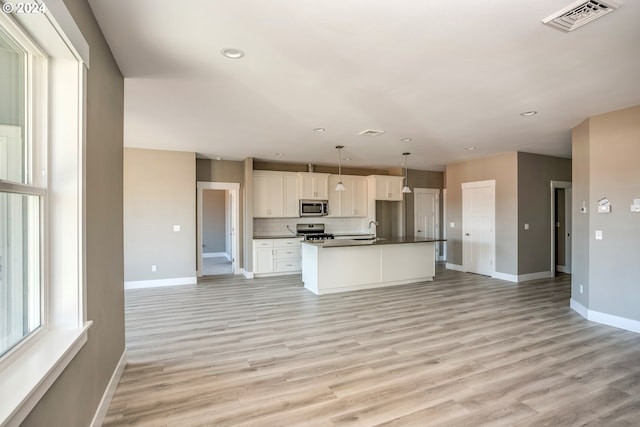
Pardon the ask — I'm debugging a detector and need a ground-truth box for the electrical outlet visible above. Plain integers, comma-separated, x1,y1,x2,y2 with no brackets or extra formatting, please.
524,224,529,230
595,230,603,240
580,285,583,294
450,222,455,228
173,225,181,232
151,265,157,272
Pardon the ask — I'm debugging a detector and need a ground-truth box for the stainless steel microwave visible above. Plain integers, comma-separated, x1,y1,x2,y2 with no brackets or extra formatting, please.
299,199,328,217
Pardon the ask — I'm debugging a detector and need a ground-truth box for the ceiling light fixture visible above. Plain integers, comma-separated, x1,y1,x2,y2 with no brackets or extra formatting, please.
401,138,412,142
221,48,245,59
275,153,284,156
402,152,412,194
313,128,326,132
335,145,346,192
520,111,538,116
466,147,476,151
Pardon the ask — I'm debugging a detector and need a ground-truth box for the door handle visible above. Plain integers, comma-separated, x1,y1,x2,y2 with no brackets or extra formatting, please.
417,230,422,233
465,233,470,236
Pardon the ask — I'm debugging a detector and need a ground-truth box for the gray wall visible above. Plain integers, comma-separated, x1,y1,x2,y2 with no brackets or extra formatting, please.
202,190,226,254
124,148,196,281
404,169,445,255
556,189,566,267
445,152,519,275
22,0,125,425
574,105,640,321
517,152,572,275
571,119,591,308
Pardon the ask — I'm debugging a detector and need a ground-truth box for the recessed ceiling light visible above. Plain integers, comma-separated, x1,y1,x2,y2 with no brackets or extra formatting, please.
216,156,222,160
466,147,476,151
313,128,326,132
343,157,351,161
221,48,245,59
520,111,537,116
275,153,284,156
401,138,412,142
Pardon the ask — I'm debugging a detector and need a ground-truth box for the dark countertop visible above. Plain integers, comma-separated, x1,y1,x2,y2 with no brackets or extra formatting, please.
253,235,301,239
302,237,445,248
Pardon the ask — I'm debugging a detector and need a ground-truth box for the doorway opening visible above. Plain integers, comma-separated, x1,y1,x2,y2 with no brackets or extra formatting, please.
197,182,240,277
550,181,572,276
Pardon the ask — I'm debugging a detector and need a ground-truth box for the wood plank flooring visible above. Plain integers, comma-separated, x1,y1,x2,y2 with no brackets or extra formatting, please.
104,266,640,426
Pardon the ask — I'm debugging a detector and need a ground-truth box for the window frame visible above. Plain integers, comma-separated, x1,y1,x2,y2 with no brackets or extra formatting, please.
0,1,91,425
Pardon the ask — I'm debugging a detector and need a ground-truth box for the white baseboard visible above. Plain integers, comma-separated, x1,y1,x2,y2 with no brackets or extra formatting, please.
203,252,230,259
90,348,127,427
124,276,197,290
445,263,464,272
438,256,445,262
556,265,568,273
243,270,254,279
492,270,552,283
570,298,640,334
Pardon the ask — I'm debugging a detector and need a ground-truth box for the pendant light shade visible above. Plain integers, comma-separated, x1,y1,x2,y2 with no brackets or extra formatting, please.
402,152,412,194
335,145,346,191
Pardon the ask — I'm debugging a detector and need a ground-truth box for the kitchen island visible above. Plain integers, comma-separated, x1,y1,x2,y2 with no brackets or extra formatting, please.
301,237,443,295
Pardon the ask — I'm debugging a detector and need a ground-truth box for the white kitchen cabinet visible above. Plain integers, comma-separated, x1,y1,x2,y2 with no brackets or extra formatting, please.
253,171,299,218
328,175,368,217
369,175,404,201
253,238,302,275
298,173,329,200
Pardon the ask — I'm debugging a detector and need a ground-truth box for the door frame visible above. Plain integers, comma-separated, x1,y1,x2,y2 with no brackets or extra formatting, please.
197,181,240,277
462,180,496,276
550,181,572,275
414,188,440,260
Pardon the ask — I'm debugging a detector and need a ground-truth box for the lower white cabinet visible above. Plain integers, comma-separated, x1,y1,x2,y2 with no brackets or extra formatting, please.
253,238,302,275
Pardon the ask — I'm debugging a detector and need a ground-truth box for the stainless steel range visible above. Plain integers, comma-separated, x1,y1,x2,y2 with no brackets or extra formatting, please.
296,223,335,241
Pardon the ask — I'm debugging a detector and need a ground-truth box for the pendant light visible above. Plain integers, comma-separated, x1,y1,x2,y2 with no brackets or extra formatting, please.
402,152,412,194
335,145,346,191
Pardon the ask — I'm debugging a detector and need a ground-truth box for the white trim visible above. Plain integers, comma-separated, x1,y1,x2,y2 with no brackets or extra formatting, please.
196,182,241,277
89,348,127,427
556,265,568,273
461,179,496,189
203,252,229,259
570,299,640,334
124,277,197,290
0,323,92,427
492,271,518,282
254,271,301,278
570,298,589,318
243,270,255,279
550,181,572,277
445,263,464,272
518,271,553,282
438,255,445,261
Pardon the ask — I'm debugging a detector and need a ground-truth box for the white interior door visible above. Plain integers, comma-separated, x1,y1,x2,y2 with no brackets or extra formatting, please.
414,188,439,260
462,181,495,276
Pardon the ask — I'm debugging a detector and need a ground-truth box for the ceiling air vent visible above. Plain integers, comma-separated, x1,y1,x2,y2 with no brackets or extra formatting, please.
542,0,621,32
358,129,385,137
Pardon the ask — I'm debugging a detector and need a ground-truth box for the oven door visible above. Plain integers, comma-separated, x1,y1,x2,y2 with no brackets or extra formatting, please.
299,200,328,217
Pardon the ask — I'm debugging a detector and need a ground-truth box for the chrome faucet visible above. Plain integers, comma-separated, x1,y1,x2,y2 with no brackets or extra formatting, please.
369,220,378,237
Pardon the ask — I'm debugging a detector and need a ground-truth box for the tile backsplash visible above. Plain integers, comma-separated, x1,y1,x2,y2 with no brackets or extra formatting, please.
254,217,371,236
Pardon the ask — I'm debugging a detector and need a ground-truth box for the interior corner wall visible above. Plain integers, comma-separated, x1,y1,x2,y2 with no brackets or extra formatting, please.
583,105,640,322
196,158,245,269
124,148,196,282
20,0,125,425
516,152,572,275
445,152,518,275
571,119,591,309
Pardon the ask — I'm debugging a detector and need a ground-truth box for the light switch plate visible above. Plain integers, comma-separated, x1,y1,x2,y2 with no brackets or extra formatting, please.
524,224,529,230
595,230,603,240
450,222,455,228
173,225,181,232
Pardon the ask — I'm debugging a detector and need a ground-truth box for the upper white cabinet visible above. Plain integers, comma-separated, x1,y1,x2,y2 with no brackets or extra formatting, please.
328,175,368,217
253,171,299,217
298,173,329,200
368,175,404,201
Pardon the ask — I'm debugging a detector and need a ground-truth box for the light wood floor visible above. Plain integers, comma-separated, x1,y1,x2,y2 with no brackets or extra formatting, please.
104,266,640,426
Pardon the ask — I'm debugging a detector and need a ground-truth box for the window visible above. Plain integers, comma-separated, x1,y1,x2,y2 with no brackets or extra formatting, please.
0,4,90,425
0,20,44,358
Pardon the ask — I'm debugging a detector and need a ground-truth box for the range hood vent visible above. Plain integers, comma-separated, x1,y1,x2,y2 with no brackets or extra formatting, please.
542,0,621,32
358,129,385,137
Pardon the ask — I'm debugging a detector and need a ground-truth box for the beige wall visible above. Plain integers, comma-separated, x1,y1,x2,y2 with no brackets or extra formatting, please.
445,152,519,275
573,105,640,321
517,152,572,275
124,148,196,281
22,0,125,425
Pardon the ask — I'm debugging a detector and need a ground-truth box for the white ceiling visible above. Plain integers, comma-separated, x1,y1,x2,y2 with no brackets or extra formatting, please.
88,0,640,171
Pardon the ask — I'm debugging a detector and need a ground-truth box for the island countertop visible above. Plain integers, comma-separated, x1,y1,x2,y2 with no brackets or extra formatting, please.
301,236,445,248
